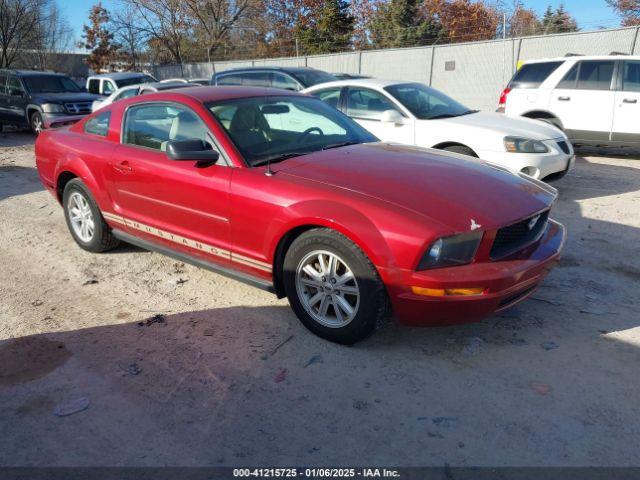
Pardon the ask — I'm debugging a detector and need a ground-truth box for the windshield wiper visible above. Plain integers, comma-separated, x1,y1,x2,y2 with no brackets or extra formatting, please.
428,110,479,120
252,152,309,167
322,140,360,151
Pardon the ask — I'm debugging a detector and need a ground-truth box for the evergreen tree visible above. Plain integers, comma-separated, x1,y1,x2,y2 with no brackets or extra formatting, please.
370,0,442,49
542,4,578,34
297,0,354,54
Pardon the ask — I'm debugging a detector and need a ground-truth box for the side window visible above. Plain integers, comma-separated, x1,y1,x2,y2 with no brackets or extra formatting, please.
114,88,139,101
622,61,640,92
216,74,243,86
346,88,398,120
87,79,100,94
103,80,116,95
576,61,614,90
241,72,269,87
123,104,211,151
509,61,563,88
556,64,578,89
312,88,342,109
7,76,23,96
0,75,8,95
84,111,111,137
270,73,300,91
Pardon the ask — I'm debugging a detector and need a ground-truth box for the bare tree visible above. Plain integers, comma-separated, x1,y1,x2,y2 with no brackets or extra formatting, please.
124,0,190,73
111,3,149,70
0,0,39,68
32,0,74,70
182,0,257,62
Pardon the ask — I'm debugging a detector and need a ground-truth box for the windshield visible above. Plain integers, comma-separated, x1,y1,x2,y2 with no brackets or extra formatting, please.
385,83,476,120
115,75,156,88
209,95,377,167
290,70,337,87
23,75,82,94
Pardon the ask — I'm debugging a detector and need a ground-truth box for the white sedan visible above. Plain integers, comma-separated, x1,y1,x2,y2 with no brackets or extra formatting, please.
303,79,574,180
92,81,201,112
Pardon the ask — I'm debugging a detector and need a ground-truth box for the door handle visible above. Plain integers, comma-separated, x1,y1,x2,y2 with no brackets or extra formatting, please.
558,96,571,101
113,160,133,173
623,98,638,104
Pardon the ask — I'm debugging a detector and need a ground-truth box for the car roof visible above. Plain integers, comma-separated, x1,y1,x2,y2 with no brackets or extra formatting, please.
523,54,640,64
304,78,417,90
132,85,304,103
214,66,322,76
89,72,151,79
0,69,66,77
143,81,198,91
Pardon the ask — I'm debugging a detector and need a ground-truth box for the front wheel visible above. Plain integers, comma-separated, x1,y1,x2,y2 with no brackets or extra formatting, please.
30,111,44,135
63,179,119,252
283,228,389,344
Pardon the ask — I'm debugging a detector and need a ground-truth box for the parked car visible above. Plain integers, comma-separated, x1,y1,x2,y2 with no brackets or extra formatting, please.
86,72,157,96
92,81,200,112
0,69,101,134
159,78,190,83
211,67,337,91
35,86,565,344
187,78,211,86
499,54,640,148
304,79,574,180
333,73,371,80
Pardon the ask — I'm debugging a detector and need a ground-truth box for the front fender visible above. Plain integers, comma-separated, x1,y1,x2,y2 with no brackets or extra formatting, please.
268,199,396,270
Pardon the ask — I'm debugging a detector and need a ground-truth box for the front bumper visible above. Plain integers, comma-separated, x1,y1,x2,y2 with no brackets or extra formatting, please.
477,138,574,180
42,113,87,129
381,219,565,326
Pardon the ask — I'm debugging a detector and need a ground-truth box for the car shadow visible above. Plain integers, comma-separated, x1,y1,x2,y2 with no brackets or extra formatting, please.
0,129,34,147
1,301,639,466
0,165,44,202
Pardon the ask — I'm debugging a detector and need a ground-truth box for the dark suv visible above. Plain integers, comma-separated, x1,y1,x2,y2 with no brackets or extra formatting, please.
0,70,101,134
211,67,336,91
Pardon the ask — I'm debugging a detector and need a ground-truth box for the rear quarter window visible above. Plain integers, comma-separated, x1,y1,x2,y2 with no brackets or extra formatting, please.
509,61,563,88
84,111,111,137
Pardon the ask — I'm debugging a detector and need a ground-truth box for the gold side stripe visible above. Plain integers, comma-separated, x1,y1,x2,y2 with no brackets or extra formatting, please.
102,211,271,272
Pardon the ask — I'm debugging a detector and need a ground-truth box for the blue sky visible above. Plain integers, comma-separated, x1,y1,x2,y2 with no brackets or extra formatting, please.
61,0,622,47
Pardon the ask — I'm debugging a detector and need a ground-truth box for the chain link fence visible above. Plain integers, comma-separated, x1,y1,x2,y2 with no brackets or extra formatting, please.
154,26,640,111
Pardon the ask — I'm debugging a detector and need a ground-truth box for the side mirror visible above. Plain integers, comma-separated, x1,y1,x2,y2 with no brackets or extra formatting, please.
10,89,24,97
379,109,403,125
166,139,220,165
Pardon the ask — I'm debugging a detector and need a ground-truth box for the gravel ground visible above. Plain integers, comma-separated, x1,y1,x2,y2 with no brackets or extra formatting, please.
1,129,639,467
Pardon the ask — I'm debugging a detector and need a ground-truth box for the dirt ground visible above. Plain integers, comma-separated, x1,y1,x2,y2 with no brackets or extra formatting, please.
1,129,639,467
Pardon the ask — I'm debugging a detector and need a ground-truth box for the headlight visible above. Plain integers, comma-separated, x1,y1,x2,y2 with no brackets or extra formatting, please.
41,103,66,113
504,136,549,153
417,231,483,270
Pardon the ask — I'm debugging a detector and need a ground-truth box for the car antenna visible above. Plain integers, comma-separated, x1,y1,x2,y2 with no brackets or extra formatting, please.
265,157,274,176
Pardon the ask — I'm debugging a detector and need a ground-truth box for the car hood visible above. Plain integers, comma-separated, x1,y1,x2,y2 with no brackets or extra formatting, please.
31,92,102,103
433,111,564,140
276,143,557,232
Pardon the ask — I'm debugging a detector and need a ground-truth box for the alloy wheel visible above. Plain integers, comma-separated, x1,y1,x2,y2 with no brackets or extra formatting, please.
67,191,95,242
295,250,360,328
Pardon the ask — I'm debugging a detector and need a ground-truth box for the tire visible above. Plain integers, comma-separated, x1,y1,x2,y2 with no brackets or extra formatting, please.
442,145,477,157
62,179,119,253
283,228,389,345
30,111,44,135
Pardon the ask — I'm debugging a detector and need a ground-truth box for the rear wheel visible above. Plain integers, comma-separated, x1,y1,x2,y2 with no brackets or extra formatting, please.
442,145,477,157
30,111,44,135
283,228,388,344
63,179,119,252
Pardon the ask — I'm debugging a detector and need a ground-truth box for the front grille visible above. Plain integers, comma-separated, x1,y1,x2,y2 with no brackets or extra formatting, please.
490,210,549,260
557,140,570,154
64,102,93,114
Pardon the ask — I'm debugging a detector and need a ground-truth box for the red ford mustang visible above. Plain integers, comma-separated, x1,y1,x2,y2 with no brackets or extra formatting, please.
35,86,565,344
